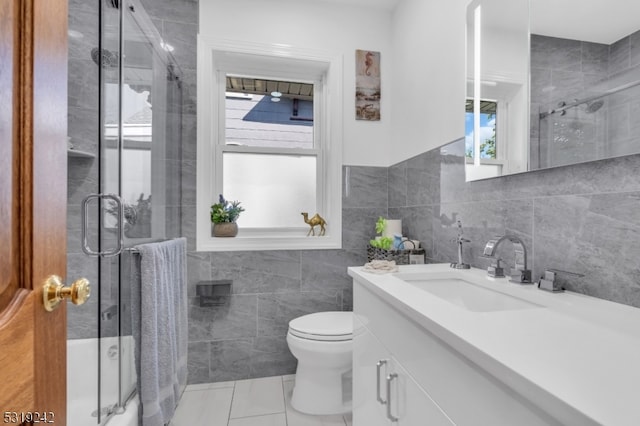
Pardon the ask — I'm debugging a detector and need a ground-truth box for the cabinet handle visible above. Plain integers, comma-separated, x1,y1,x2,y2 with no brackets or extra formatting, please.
376,359,388,404
386,373,399,422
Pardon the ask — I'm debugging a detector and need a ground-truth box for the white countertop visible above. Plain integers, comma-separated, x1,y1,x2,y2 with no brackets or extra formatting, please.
348,263,640,426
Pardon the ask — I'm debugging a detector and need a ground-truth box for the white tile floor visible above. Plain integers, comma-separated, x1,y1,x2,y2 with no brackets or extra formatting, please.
170,375,352,426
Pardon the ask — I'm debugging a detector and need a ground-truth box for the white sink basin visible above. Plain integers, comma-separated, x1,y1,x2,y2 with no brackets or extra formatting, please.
394,272,543,312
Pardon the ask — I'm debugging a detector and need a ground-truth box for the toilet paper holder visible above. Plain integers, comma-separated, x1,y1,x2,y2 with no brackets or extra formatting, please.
196,280,232,306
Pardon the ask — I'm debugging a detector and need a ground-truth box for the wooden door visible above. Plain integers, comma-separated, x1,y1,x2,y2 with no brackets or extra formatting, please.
0,0,69,424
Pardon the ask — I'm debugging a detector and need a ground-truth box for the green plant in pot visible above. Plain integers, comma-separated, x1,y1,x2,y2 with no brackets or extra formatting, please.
370,216,393,249
210,194,245,237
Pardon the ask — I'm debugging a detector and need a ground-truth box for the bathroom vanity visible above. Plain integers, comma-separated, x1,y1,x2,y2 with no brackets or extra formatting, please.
348,264,640,425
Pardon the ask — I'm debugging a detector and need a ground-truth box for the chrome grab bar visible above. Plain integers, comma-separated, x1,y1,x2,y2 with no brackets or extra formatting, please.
376,359,388,404
82,193,124,257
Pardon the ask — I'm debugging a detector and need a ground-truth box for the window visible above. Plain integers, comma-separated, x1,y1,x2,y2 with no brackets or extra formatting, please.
196,38,343,251
222,78,318,229
465,99,497,160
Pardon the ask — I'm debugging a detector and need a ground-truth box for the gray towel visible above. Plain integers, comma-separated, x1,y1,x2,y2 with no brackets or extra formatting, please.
131,238,188,426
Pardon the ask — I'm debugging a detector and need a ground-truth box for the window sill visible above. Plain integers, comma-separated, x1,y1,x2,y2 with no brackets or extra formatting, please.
465,158,504,165
196,231,342,252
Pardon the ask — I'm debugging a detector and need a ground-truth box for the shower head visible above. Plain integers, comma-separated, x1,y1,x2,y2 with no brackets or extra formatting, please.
540,97,605,119
91,47,119,69
585,99,604,113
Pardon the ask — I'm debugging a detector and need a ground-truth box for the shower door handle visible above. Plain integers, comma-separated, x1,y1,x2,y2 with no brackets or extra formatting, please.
101,193,124,257
81,193,101,256
82,193,124,257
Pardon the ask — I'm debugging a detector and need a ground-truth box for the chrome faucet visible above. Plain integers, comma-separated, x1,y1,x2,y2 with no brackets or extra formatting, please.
450,220,471,269
483,235,532,284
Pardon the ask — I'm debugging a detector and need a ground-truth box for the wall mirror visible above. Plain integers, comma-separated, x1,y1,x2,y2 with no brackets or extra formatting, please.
465,0,640,182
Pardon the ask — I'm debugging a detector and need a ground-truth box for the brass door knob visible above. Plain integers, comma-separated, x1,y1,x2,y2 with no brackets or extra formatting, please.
43,275,91,312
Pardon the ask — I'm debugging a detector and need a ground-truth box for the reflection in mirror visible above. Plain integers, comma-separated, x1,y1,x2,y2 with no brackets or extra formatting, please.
530,1,640,171
465,0,529,181
466,0,640,182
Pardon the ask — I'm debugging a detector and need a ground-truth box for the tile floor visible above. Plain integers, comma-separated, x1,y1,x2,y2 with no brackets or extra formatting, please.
170,375,352,426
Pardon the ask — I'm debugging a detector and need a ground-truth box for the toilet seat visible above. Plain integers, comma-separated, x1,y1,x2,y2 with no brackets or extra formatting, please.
288,311,352,342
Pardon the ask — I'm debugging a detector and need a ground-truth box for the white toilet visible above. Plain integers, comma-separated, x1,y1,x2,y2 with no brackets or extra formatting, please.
286,311,353,415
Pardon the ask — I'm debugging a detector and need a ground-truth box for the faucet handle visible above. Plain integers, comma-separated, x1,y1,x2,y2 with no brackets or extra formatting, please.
454,220,471,243
538,269,583,292
538,271,562,292
487,258,505,278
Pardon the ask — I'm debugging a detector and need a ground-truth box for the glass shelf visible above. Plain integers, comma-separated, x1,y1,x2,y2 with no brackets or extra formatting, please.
67,149,96,159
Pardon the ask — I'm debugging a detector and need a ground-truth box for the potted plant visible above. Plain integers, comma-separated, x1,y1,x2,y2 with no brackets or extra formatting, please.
210,194,245,237
369,216,393,250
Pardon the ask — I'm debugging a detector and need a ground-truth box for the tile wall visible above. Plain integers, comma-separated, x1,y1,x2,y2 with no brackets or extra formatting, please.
67,0,100,339
66,0,192,339
185,166,386,383
389,138,640,310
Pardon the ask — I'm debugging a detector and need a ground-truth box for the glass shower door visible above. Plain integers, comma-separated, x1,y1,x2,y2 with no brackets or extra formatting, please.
97,0,184,423
116,1,185,408
97,0,124,423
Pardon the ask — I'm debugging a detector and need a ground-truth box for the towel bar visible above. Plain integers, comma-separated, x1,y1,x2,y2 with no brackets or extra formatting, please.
126,239,179,254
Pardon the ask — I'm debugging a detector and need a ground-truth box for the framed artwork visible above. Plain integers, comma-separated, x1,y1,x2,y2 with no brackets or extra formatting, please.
355,50,381,121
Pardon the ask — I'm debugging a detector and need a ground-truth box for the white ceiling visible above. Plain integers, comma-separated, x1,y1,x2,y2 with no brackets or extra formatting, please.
303,0,639,45
531,0,640,45
308,0,399,9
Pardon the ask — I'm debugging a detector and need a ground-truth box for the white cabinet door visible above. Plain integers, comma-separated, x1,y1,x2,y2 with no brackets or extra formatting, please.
354,314,455,426
388,357,455,426
353,313,390,426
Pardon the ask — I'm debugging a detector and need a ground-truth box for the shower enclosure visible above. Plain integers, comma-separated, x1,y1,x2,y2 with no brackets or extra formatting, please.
67,0,183,424
536,79,640,169
532,30,640,171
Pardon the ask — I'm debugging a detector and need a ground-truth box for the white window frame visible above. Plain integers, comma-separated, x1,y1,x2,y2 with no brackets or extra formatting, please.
196,37,343,251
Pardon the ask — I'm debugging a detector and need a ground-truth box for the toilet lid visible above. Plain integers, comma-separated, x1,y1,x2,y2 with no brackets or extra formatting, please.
288,312,353,341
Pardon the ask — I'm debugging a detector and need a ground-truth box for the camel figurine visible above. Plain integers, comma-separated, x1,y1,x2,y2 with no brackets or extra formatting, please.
301,212,327,236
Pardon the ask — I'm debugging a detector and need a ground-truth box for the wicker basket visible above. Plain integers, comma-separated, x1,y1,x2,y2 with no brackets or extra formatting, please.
367,245,425,265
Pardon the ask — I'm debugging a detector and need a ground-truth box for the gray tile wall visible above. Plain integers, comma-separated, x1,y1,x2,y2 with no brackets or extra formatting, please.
389,138,640,309
66,0,190,339
184,166,386,383
67,0,100,339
